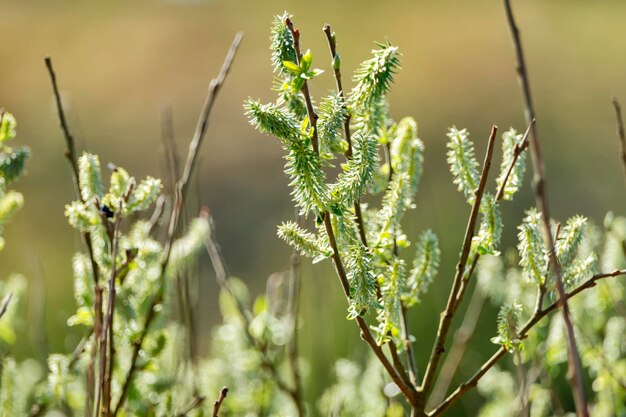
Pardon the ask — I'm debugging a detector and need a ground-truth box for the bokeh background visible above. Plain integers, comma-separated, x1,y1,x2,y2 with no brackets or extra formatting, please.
2,0,626,415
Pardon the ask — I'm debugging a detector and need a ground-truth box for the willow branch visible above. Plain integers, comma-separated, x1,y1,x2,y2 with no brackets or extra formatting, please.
112,33,242,417
285,16,417,405
421,125,498,398
44,56,102,414
611,97,626,185
503,2,588,415
428,269,626,416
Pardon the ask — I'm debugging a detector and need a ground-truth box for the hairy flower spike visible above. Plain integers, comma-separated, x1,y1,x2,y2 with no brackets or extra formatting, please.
375,258,405,344
0,113,17,144
404,230,440,306
270,12,297,75
556,215,587,265
349,42,401,112
378,172,410,238
65,201,99,232
167,216,210,276
491,302,523,352
0,191,24,229
244,100,300,145
496,128,527,200
78,153,105,202
518,209,548,286
285,138,331,215
345,243,377,319
332,132,379,207
473,194,503,255
126,177,162,213
390,117,424,203
0,148,29,186
447,127,480,204
277,221,332,263
318,92,347,156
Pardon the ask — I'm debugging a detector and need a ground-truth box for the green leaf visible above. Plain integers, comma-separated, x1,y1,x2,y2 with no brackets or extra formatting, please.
282,60,300,75
300,49,312,72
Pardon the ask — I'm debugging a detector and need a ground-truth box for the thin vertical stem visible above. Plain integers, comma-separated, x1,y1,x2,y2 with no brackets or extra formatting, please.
611,97,626,185
503,2,589,415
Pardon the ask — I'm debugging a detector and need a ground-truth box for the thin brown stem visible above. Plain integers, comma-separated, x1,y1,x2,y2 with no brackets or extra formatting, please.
287,213,305,417
503,2,588,415
611,97,626,184
421,126,498,399
322,24,368,246
175,395,205,417
428,269,626,416
212,387,229,417
285,18,319,154
96,207,122,417
112,33,242,417
44,56,103,413
427,278,487,409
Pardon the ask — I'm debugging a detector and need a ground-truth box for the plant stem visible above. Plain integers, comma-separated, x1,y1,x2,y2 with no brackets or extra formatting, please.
44,57,103,413
287,213,304,417
503,2,589,415
112,33,242,416
286,16,418,405
212,387,229,417
611,97,626,185
428,268,626,416
421,126,497,399
322,24,368,246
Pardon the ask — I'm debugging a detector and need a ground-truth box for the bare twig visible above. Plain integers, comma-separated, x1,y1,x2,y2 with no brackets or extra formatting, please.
0,292,12,320
421,126,498,399
287,213,305,417
113,33,242,417
503,2,588,415
44,57,103,413
428,269,626,416
96,206,123,417
427,280,486,408
212,387,229,417
611,97,626,184
175,395,205,417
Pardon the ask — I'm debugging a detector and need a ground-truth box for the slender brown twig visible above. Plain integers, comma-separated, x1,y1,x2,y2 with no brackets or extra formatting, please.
0,292,12,320
212,387,229,417
322,24,368,247
44,57,103,414
503,2,588,415
428,268,626,416
175,395,206,417
420,126,498,400
112,33,242,417
611,97,626,184
286,16,418,406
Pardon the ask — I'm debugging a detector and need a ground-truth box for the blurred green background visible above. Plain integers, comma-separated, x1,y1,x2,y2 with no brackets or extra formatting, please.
1,0,626,415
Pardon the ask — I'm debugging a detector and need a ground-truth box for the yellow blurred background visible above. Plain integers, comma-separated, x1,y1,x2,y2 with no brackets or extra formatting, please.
1,0,625,414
